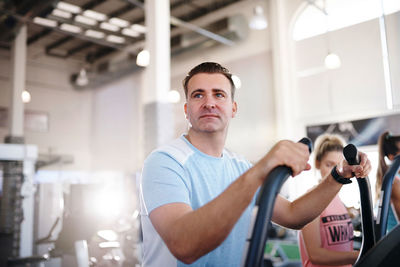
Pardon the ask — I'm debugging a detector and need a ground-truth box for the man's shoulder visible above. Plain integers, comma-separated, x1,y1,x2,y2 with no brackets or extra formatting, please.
148,136,194,166
223,148,251,166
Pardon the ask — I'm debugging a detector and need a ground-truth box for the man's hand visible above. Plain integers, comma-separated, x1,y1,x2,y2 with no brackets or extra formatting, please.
257,140,311,180
337,151,371,178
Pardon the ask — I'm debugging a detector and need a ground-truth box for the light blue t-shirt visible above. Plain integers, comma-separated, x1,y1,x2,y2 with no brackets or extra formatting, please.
387,204,399,233
140,135,254,267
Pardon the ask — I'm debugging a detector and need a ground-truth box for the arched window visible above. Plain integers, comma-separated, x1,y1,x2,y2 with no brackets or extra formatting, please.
293,0,400,41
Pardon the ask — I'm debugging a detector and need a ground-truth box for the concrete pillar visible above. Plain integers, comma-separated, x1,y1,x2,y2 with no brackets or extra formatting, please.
5,24,27,144
142,0,174,157
270,0,297,139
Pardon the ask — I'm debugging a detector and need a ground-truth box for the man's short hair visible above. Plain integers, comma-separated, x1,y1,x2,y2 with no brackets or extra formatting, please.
182,62,236,100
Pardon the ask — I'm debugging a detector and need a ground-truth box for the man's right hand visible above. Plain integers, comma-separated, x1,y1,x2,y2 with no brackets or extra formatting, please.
256,140,311,181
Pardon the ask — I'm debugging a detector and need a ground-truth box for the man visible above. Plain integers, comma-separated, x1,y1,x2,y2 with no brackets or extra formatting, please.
140,62,371,266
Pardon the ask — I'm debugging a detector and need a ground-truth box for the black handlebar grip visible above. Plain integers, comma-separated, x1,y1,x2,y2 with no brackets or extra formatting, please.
299,137,313,154
343,144,360,165
343,143,376,260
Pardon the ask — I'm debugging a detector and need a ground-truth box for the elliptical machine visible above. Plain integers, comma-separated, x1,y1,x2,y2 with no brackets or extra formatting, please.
243,139,400,267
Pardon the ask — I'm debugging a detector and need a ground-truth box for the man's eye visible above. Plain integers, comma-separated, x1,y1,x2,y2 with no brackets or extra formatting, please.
193,94,202,98
216,93,225,98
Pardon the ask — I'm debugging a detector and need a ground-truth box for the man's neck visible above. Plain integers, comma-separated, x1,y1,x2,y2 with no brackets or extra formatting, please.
186,129,226,157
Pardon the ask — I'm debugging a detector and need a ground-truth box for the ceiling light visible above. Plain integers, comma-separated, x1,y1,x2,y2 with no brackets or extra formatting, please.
100,22,120,32
60,23,81,33
97,230,118,241
109,17,130,28
51,8,72,19
324,53,341,69
75,15,97,26
99,242,120,248
249,6,268,30
136,49,149,67
21,90,31,103
57,1,81,14
85,29,105,39
131,24,146,34
76,68,89,86
33,17,57,27
121,28,140,37
83,10,107,21
168,90,181,103
106,35,125,44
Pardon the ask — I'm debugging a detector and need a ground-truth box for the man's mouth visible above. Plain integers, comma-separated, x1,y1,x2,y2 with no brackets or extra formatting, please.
200,114,219,119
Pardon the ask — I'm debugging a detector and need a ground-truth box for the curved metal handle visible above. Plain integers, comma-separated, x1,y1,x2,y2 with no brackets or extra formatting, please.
376,154,400,240
244,137,312,267
343,144,375,260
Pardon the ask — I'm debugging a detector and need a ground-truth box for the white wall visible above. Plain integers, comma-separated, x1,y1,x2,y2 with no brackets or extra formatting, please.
290,10,400,204
0,48,93,170
386,12,400,108
295,12,400,126
90,72,143,172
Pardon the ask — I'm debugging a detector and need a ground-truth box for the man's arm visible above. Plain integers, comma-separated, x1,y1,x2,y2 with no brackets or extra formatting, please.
301,217,359,265
149,140,310,264
150,167,260,264
272,151,371,229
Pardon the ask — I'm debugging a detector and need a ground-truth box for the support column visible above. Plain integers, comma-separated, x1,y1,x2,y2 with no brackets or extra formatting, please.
0,24,34,262
142,0,174,157
5,24,26,144
269,0,297,139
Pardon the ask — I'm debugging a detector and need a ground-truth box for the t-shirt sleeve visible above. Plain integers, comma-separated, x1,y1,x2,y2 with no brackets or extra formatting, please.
141,151,190,214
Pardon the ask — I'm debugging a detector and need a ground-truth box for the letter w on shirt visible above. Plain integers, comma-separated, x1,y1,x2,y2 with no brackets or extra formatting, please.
326,221,354,245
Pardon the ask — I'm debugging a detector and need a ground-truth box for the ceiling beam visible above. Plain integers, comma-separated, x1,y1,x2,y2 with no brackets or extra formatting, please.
28,28,52,45
45,36,73,54
68,41,93,57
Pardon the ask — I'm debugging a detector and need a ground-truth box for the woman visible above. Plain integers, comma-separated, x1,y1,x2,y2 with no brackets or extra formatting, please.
298,134,359,267
375,131,400,232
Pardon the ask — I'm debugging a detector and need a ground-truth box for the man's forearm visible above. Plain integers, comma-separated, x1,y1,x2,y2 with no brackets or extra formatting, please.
151,166,263,264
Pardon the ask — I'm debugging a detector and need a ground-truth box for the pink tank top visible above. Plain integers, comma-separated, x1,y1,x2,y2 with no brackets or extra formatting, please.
298,195,354,267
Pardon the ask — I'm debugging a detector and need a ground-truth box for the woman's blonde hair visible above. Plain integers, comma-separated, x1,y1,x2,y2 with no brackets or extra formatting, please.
314,134,346,168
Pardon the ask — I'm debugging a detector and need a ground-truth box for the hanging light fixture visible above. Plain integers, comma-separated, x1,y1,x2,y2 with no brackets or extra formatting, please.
323,0,341,70
167,90,181,103
324,53,341,69
76,68,89,86
136,49,150,67
21,90,31,103
249,5,268,30
231,75,242,89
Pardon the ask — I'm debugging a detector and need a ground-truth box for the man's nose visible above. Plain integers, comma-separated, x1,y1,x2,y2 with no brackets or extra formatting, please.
203,96,216,109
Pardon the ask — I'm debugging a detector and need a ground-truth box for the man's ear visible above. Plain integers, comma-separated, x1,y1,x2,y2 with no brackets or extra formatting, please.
184,103,188,118
388,154,395,161
232,101,237,118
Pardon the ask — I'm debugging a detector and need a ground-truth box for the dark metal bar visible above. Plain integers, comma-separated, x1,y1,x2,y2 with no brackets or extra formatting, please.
376,155,400,240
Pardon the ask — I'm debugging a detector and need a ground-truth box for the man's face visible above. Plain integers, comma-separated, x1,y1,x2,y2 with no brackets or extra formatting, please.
184,73,237,134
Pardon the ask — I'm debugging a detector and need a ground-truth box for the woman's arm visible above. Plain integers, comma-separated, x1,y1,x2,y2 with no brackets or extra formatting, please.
391,177,400,220
301,216,359,265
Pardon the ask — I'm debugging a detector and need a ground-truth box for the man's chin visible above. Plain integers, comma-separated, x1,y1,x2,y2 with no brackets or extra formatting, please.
193,124,221,133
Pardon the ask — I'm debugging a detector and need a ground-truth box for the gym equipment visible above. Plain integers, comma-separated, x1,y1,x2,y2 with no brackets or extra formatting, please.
344,144,400,267
353,224,400,267
375,154,400,240
343,144,375,260
244,137,312,267
244,140,400,267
